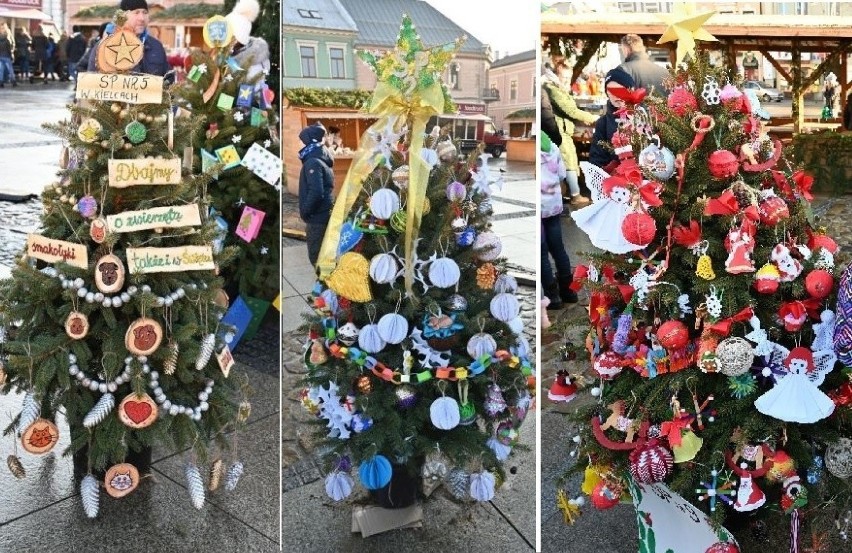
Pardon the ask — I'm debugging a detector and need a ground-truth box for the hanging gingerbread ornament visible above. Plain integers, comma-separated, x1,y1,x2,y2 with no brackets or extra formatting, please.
125,317,164,356
104,462,140,498
117,393,158,429
65,311,90,340
21,418,59,454
94,254,125,294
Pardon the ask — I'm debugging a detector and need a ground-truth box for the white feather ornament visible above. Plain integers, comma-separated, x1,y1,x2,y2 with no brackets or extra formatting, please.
196,333,216,370
225,461,244,491
358,324,386,354
325,471,354,501
185,463,206,509
81,474,100,518
469,471,496,501
83,393,115,428
428,257,460,288
369,188,400,219
377,313,408,344
369,253,399,285
490,293,520,322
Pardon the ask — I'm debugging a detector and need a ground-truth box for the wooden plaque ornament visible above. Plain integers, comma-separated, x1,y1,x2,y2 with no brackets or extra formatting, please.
104,462,140,498
118,393,158,429
21,418,59,454
65,311,90,340
97,28,143,72
125,317,164,356
94,254,126,294
90,218,108,243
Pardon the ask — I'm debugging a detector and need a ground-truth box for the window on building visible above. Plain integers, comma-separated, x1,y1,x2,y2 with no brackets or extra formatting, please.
449,63,460,90
297,9,322,19
510,80,517,100
329,47,345,79
300,45,317,78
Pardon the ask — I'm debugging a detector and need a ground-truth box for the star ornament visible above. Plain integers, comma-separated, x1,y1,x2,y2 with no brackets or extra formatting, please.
656,3,718,66
106,32,141,66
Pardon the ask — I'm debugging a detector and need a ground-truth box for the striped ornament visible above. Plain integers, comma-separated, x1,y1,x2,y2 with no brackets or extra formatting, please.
629,440,674,484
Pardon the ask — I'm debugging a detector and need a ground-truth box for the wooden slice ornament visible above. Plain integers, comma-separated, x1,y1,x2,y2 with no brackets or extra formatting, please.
118,393,158,429
213,289,229,308
77,118,102,143
104,462,140,498
94,254,125,294
65,311,90,340
90,218,108,243
97,28,143,72
125,317,164,356
21,418,59,454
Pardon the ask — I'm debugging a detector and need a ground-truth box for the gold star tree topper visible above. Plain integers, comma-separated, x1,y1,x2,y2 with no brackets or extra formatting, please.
357,14,465,112
657,2,718,66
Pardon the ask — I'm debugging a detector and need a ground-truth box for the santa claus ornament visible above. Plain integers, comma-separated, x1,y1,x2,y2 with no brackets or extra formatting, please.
725,446,773,512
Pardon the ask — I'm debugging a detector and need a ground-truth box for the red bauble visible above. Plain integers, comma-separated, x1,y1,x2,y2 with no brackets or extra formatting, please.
622,212,656,246
656,320,689,350
808,232,838,254
758,195,789,226
593,351,624,380
708,150,740,179
629,439,674,483
667,87,698,116
705,544,739,553
753,278,779,295
590,480,621,510
805,269,834,299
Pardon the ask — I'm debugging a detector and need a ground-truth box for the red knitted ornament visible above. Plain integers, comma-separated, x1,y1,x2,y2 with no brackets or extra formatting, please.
656,320,689,350
628,439,674,483
805,269,834,299
593,351,624,380
808,232,838,254
705,544,739,553
708,150,739,179
622,212,656,246
758,195,789,226
590,480,621,510
667,87,698,116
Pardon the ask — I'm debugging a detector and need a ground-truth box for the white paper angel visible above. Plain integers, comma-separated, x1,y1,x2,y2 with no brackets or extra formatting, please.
471,154,504,196
572,165,638,254
754,345,836,423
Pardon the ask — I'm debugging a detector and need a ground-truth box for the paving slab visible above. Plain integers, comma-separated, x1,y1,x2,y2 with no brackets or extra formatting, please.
489,410,536,545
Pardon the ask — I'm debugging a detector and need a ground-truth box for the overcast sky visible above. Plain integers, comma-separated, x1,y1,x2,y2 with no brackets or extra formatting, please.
424,0,538,57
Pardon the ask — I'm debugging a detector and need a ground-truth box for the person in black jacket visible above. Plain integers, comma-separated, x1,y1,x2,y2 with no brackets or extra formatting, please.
619,34,669,98
298,122,335,268
87,0,169,78
844,91,852,131
0,23,15,87
589,67,635,171
66,26,87,81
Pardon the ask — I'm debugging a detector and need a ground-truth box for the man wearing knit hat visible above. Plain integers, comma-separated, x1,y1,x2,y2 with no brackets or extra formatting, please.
298,122,335,267
87,0,169,77
589,67,635,170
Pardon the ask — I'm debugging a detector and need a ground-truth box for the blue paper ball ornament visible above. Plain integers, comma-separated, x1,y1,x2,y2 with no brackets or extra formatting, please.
456,226,476,247
337,221,363,255
358,454,392,490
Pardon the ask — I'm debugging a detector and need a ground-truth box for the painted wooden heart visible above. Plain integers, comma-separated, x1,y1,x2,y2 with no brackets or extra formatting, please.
124,400,152,424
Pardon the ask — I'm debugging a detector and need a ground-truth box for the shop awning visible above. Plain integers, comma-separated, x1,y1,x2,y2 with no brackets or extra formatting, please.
0,7,52,20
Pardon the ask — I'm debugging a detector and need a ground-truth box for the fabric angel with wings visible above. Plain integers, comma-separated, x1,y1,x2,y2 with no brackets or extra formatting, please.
753,342,836,423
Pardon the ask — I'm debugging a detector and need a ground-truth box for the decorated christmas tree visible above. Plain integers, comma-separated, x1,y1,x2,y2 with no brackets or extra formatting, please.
172,7,281,321
565,25,852,553
0,11,248,518
300,16,534,508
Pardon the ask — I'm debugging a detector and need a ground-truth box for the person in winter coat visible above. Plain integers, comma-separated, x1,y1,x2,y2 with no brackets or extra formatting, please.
66,27,87,81
542,56,599,206
14,27,31,82
589,67,635,171
30,28,48,83
298,122,335,268
844,91,852,131
225,0,270,86
56,31,69,81
619,34,669,98
0,23,16,87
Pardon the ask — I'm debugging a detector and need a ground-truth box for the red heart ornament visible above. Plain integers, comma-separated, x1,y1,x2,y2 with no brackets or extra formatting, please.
124,401,153,424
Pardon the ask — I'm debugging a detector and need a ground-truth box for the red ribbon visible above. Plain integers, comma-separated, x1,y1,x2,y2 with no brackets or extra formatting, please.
791,170,814,201
672,220,702,248
659,417,690,447
707,306,755,336
570,265,589,291
704,190,759,221
609,86,648,105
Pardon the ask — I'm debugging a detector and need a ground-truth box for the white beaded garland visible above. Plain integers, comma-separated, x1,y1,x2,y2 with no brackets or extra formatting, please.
68,352,134,392
148,362,213,421
41,267,194,309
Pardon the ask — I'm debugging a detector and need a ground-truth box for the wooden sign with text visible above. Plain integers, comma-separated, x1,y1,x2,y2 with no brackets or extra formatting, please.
126,246,215,274
26,234,88,269
108,158,182,188
106,204,201,233
76,72,164,104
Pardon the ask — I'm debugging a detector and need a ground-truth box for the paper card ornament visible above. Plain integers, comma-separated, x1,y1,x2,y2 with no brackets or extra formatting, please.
325,471,354,501
216,345,235,377
242,296,272,342
250,107,267,127
326,252,372,302
21,418,59,454
217,93,235,111
235,206,266,242
118,394,158,429
124,317,164,356
430,396,460,430
65,311,90,340
215,145,241,169
221,296,253,351
629,480,738,553
337,221,363,255
104,463,140,498
236,84,253,108
94,254,125,294
97,29,143,72
201,149,219,178
240,143,282,187
203,16,233,48
187,65,203,82
126,246,215,274
469,471,496,502
359,455,392,490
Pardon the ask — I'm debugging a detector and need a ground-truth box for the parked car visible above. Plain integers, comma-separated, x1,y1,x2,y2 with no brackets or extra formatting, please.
743,81,784,102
